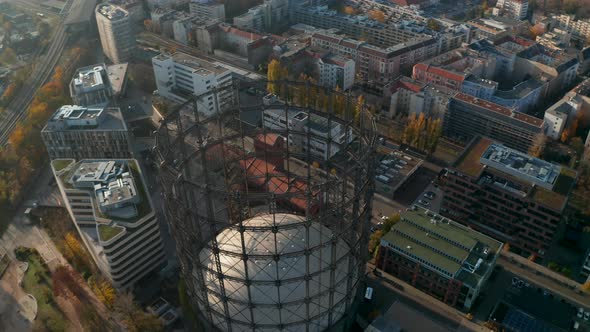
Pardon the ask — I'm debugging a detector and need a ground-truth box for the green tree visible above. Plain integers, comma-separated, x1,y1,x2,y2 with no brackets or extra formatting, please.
382,214,401,234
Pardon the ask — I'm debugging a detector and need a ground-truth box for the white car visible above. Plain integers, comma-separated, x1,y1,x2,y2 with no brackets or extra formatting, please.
578,308,584,318
417,199,430,207
585,311,590,321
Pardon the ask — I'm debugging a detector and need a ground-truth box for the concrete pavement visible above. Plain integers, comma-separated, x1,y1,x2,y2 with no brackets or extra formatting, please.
498,253,590,310
366,262,490,332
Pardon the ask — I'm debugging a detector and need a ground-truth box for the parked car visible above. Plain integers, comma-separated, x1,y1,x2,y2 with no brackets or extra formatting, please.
417,199,429,207
578,308,584,318
424,191,436,200
584,311,590,321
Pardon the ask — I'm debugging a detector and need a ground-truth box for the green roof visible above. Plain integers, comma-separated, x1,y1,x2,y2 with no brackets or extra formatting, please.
382,231,462,276
98,224,124,242
52,159,74,172
381,207,503,286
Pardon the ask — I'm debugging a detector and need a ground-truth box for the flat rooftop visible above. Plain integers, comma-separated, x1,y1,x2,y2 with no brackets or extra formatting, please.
71,64,110,94
43,106,127,132
106,63,128,95
55,159,151,223
155,52,229,76
96,4,129,21
382,207,502,287
454,137,575,211
481,143,561,190
453,93,544,127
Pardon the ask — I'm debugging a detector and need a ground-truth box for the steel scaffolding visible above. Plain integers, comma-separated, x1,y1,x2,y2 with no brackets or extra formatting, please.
154,80,377,332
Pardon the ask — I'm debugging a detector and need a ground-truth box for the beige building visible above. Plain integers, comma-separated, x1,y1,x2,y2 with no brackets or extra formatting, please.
96,4,135,64
52,159,166,290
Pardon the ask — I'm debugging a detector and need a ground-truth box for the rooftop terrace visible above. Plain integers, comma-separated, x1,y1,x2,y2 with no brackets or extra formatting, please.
453,137,576,211
43,106,127,131
155,52,230,76
481,143,561,190
97,4,129,20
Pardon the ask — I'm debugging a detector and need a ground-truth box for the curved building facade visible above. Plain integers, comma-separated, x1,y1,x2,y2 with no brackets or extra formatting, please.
155,81,377,331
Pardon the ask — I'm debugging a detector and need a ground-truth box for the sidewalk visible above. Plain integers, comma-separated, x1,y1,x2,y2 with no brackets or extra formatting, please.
367,262,491,332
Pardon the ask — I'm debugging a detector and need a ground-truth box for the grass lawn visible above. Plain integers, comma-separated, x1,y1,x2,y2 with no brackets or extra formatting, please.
22,253,68,331
98,224,124,242
51,159,74,172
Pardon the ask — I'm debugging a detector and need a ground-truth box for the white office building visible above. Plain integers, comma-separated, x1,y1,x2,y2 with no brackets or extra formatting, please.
262,108,353,160
318,54,355,91
152,52,234,116
52,159,166,290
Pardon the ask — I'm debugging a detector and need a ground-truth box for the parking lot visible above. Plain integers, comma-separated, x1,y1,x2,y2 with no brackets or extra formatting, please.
410,183,443,213
472,266,586,331
394,166,438,206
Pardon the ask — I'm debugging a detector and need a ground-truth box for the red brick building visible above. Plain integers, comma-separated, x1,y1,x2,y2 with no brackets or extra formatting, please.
440,137,576,258
376,207,502,310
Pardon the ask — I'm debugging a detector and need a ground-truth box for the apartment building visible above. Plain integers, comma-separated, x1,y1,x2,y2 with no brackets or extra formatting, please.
317,54,355,90
233,0,289,33
543,78,590,140
544,99,573,140
441,138,576,258
553,14,590,42
42,105,133,160
189,0,225,21
152,52,234,115
262,108,353,160
311,30,437,87
52,159,166,289
536,28,571,50
386,76,453,119
444,93,543,152
376,207,502,310
96,4,135,64
147,0,189,9
467,16,527,41
172,15,217,45
69,63,128,107
412,47,546,113
495,0,529,20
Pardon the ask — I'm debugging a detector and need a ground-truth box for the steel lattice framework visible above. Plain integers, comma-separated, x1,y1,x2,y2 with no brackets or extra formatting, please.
154,80,377,332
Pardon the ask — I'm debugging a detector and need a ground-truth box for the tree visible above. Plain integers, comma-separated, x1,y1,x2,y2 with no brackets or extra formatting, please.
354,95,365,124
114,292,164,332
9,123,26,149
267,59,281,95
343,6,357,15
0,47,17,65
382,214,401,234
528,133,546,157
530,23,545,38
1,83,16,102
143,19,153,32
570,137,585,157
89,276,116,308
561,130,569,143
368,230,383,254
368,10,386,23
426,19,442,32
